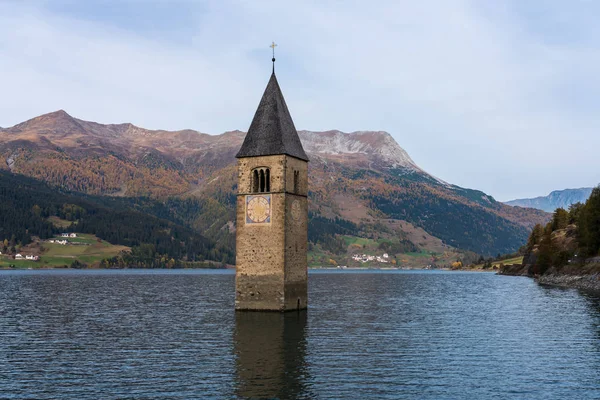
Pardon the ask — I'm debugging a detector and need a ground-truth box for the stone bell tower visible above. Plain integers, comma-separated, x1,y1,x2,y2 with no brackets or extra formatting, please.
234,62,309,312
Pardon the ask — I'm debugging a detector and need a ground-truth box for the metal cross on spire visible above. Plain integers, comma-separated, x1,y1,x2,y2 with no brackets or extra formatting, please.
270,41,277,72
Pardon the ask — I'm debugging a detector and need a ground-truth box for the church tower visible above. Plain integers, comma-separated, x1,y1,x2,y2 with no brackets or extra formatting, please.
235,64,309,312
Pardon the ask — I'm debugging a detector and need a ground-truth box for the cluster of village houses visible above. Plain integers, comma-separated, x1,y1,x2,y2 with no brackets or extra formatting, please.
14,254,39,261
352,253,390,263
5,234,78,262
336,253,391,269
47,233,77,245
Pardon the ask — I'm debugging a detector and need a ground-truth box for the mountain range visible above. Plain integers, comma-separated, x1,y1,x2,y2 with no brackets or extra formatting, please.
505,188,594,213
0,110,549,264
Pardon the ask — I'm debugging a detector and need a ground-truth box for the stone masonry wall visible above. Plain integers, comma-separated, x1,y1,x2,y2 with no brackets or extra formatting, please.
235,155,308,311
284,156,308,310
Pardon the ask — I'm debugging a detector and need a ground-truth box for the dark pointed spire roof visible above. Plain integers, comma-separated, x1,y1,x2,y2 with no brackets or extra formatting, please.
236,72,309,161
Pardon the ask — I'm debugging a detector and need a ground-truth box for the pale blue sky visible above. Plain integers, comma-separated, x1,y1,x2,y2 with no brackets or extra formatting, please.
0,0,599,201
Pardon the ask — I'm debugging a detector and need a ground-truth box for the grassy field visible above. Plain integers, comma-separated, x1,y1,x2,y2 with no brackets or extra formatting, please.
0,234,129,269
403,251,433,258
469,255,524,270
308,246,332,267
491,256,524,267
47,216,73,228
342,236,377,247
308,234,463,269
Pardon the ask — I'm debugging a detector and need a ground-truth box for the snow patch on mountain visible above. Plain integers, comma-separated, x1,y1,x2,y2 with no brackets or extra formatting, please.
299,130,418,168
299,130,448,185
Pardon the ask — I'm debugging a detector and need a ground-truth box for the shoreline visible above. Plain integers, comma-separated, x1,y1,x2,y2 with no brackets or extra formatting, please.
537,273,600,292
499,264,600,292
0,266,496,272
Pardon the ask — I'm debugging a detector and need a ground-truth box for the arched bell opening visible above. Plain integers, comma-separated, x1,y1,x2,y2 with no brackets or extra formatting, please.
252,167,271,193
252,170,259,193
293,170,300,193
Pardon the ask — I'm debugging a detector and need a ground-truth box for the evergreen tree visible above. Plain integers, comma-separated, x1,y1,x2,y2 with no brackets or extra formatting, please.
526,224,544,252
521,186,600,274
579,187,600,257
535,226,555,274
551,208,569,231
568,202,584,224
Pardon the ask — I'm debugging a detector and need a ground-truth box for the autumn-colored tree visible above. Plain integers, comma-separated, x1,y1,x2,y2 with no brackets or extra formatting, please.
451,261,463,269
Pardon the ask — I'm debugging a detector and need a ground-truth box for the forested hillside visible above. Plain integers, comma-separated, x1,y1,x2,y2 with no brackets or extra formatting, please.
0,171,233,266
519,186,600,275
0,110,551,262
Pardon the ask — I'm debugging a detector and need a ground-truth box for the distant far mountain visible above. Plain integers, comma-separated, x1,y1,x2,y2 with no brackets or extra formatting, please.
0,110,550,259
505,188,594,212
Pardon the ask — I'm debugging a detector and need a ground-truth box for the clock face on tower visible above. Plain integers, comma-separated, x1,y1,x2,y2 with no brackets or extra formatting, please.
246,194,271,224
291,199,301,221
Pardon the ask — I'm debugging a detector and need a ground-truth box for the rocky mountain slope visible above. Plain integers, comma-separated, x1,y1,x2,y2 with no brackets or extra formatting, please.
505,188,594,212
0,110,549,259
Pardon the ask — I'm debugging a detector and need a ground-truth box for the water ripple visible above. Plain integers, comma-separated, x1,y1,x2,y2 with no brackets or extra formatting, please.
0,270,599,399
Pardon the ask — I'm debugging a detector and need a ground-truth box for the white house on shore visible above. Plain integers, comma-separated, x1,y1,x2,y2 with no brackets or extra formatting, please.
15,254,23,259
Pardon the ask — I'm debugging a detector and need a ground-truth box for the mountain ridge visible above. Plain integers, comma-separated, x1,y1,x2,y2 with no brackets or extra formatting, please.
505,188,594,212
1,110,430,171
0,110,549,259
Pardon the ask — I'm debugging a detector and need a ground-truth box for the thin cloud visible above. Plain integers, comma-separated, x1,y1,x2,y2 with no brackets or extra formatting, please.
0,0,598,200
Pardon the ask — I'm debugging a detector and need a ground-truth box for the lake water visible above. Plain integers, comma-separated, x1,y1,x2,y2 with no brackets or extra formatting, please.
0,269,599,399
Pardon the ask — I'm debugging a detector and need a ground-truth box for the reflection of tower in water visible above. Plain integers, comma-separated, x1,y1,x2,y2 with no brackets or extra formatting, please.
234,311,310,399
